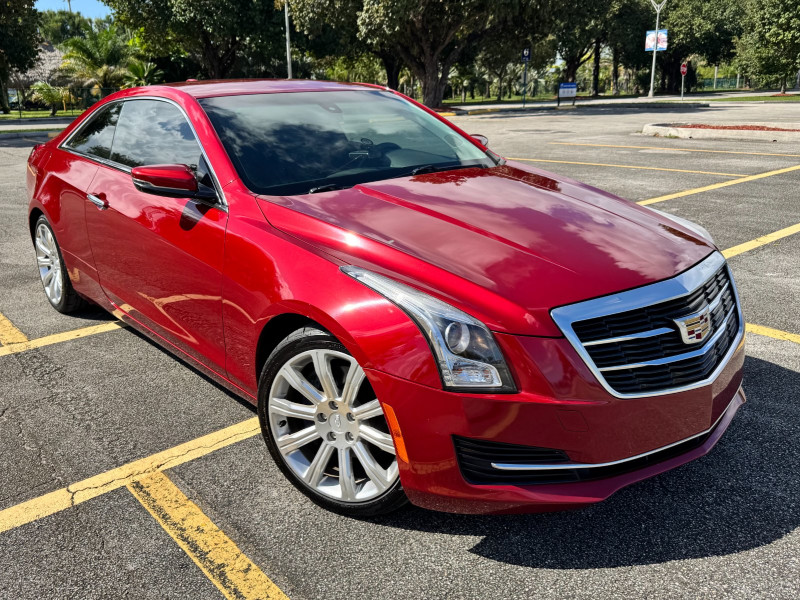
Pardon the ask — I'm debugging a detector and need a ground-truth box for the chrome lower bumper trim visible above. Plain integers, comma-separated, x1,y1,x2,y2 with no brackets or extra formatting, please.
491,393,739,471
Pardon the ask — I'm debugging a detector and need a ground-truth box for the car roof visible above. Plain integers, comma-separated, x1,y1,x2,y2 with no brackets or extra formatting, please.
155,79,382,98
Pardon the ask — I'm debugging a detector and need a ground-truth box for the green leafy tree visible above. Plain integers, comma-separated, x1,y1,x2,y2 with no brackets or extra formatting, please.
658,0,744,92
39,9,92,44
292,0,552,107
736,0,800,92
61,25,133,88
360,0,553,107
123,59,165,87
553,0,614,84
0,0,41,113
106,0,288,79
289,0,403,89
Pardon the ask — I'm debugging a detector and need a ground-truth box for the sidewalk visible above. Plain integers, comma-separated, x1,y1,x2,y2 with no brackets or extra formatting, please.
444,90,781,115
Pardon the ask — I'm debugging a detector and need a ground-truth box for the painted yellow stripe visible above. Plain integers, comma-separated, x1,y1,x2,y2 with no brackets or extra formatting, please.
129,471,287,600
0,321,124,357
551,141,800,159
746,323,800,344
638,164,800,206
508,157,745,178
0,418,260,534
722,222,800,259
0,313,28,345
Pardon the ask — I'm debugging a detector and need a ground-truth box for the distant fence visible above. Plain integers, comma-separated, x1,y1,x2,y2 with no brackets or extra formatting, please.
700,78,739,90
6,87,120,118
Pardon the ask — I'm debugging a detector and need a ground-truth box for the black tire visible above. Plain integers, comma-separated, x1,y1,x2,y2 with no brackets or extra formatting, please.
33,215,87,314
257,327,408,517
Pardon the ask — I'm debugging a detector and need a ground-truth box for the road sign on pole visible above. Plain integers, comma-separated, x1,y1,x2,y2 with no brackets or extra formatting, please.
647,0,668,98
680,62,687,101
522,48,530,108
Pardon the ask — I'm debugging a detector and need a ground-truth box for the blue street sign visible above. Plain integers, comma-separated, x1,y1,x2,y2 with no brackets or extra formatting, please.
522,47,531,63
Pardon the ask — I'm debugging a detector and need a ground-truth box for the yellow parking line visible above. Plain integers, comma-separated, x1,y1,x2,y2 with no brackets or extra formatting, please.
509,157,745,178
129,471,288,600
0,321,124,357
551,142,800,159
0,313,28,345
638,164,800,206
722,222,800,259
0,418,260,534
746,323,800,344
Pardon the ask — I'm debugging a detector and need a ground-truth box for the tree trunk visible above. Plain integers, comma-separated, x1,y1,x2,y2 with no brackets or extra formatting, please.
780,75,787,94
378,53,401,90
563,58,580,83
591,39,601,97
611,46,620,96
421,61,446,108
0,75,10,114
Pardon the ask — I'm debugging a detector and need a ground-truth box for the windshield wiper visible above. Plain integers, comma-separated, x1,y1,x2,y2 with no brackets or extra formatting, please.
403,163,486,178
307,183,351,194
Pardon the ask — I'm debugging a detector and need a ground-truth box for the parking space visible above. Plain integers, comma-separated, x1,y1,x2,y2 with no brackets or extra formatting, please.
1,104,799,599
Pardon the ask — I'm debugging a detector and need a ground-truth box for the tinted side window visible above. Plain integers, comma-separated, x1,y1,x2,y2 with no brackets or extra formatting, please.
110,100,202,169
65,103,121,159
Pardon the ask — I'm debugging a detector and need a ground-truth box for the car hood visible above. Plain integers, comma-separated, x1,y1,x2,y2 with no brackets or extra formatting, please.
258,162,714,336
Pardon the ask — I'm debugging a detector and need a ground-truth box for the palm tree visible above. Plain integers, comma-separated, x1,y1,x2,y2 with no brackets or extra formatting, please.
31,82,70,116
123,59,164,88
61,25,132,91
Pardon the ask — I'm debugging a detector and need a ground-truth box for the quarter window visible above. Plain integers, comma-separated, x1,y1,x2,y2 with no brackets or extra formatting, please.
110,100,202,169
65,103,121,159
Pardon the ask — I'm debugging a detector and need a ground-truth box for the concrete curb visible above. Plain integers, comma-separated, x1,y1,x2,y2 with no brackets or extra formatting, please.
0,131,56,140
439,102,709,117
643,122,800,141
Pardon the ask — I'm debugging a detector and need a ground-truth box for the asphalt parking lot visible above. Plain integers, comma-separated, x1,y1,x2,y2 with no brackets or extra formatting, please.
1,102,799,599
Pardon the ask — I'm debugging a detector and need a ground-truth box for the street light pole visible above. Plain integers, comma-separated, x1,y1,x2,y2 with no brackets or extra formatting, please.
647,0,667,98
284,2,293,80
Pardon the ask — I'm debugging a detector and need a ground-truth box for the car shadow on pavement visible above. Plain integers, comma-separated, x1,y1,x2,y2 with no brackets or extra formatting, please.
377,355,798,568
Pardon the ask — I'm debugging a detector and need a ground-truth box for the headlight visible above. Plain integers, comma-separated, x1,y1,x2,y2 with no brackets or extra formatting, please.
647,207,715,244
341,267,516,393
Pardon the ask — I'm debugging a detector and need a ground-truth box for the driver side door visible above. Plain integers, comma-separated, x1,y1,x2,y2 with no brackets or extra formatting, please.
84,98,228,371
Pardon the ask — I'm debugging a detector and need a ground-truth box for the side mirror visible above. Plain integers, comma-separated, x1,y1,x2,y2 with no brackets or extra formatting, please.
131,164,216,200
471,134,489,147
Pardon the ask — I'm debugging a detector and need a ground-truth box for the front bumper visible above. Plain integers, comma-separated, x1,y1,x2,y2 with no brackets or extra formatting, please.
367,332,745,514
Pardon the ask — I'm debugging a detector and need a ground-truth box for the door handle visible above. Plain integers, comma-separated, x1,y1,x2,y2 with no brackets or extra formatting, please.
87,193,108,210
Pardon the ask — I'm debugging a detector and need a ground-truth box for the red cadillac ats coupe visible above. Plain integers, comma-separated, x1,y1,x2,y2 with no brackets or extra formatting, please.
26,80,745,516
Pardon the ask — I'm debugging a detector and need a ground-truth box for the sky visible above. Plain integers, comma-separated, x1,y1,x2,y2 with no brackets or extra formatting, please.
35,0,111,19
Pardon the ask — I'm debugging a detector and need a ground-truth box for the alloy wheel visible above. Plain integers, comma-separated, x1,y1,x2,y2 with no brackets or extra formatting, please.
35,222,63,305
267,348,399,503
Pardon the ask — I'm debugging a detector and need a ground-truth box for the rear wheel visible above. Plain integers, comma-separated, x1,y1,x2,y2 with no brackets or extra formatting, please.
257,328,407,517
33,215,86,314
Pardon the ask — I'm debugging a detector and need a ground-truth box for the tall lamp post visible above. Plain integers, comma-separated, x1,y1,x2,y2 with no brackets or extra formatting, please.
284,2,293,79
647,0,667,98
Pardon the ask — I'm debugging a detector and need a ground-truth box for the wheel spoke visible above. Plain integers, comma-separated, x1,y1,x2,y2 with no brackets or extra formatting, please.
270,397,316,420
276,426,320,454
42,269,54,286
338,447,358,501
340,360,366,406
280,366,324,405
353,441,389,492
312,351,339,400
36,256,52,267
303,443,334,487
35,238,50,256
359,424,396,455
352,399,383,421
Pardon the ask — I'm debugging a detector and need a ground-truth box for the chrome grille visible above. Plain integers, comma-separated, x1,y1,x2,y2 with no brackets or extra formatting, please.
551,252,744,398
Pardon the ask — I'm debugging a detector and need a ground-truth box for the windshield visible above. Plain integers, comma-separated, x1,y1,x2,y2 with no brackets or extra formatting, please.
199,90,496,195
